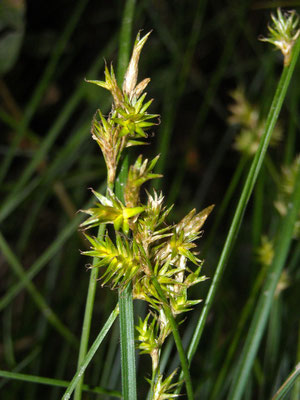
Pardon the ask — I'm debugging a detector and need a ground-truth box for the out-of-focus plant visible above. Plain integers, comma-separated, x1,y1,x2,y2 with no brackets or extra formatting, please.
228,87,282,156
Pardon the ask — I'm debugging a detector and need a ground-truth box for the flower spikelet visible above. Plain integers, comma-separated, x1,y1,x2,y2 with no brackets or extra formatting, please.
260,8,300,66
125,155,162,208
123,31,152,99
80,189,144,234
228,88,282,156
148,370,180,400
82,233,141,288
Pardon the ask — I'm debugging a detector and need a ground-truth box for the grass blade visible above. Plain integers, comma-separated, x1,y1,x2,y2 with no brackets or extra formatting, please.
62,305,120,400
185,36,300,378
0,369,121,397
229,164,300,399
272,363,300,400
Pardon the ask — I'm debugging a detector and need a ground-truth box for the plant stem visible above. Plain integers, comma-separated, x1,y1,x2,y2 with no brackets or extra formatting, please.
0,370,121,397
183,36,300,383
229,165,300,399
116,0,137,84
151,277,194,400
210,262,268,400
115,2,137,399
74,1,136,396
63,305,120,400
73,223,106,400
272,363,300,400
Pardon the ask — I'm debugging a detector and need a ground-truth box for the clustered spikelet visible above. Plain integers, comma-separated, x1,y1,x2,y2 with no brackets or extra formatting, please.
80,31,213,398
228,88,282,156
260,8,300,66
256,236,274,267
85,32,158,186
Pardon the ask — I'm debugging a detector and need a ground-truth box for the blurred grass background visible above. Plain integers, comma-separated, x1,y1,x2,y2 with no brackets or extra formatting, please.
0,0,300,399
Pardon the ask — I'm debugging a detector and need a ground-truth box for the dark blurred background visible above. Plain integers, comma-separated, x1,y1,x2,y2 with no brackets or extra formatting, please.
1,0,299,398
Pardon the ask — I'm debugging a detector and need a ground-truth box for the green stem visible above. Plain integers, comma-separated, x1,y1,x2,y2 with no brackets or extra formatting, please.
210,262,268,400
229,165,300,399
73,225,105,400
63,305,120,400
116,0,137,85
118,282,137,400
0,370,121,397
151,277,194,400
291,325,300,400
185,36,300,381
115,2,137,399
75,1,136,398
272,363,300,400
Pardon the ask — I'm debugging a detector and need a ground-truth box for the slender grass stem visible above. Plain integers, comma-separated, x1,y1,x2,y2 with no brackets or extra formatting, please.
151,277,194,400
115,2,137,399
272,363,300,400
183,36,300,385
116,0,137,84
63,305,120,400
118,282,137,400
229,165,300,399
74,2,136,399
210,262,268,400
0,368,121,397
73,224,105,400
291,325,300,400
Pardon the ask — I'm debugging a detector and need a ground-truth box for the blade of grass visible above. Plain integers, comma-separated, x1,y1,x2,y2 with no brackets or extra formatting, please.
209,261,269,400
0,369,121,398
272,363,300,400
291,325,300,400
73,224,105,400
228,164,300,399
62,305,120,400
0,347,40,390
0,0,89,184
0,231,78,348
182,35,300,387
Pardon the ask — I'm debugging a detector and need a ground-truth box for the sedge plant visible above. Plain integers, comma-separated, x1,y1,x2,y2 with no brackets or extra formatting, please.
2,5,300,400
78,32,213,399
